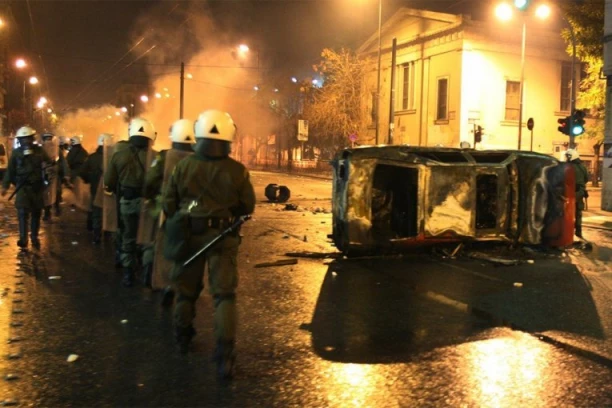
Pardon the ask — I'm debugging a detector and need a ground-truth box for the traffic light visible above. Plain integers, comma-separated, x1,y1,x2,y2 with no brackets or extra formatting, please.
557,116,569,135
571,109,586,136
514,0,529,10
474,125,483,144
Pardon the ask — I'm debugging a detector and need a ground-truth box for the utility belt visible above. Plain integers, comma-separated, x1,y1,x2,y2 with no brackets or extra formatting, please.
121,186,143,200
189,217,234,235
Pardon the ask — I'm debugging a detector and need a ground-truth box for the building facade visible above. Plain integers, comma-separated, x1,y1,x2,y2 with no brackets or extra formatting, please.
358,8,600,174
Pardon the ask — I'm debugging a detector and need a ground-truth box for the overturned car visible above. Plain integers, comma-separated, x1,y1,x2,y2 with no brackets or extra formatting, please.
331,147,576,255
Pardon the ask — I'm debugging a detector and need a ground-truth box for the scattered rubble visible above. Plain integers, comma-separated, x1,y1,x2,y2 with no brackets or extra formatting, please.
468,252,520,266
254,259,299,268
285,252,341,259
67,354,79,363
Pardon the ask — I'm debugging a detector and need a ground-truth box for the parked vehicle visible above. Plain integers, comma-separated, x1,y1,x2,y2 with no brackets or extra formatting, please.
331,146,576,255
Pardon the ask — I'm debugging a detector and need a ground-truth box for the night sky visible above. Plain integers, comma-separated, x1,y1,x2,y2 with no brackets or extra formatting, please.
4,0,478,113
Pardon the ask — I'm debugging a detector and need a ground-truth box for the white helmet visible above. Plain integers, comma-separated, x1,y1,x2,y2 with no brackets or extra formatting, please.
128,118,156,140
565,149,579,161
70,135,83,145
194,110,236,142
58,136,67,145
170,119,195,144
98,133,113,146
16,126,36,138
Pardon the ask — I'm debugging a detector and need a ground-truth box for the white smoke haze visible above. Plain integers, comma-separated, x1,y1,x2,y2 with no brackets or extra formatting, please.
56,1,278,156
57,105,129,152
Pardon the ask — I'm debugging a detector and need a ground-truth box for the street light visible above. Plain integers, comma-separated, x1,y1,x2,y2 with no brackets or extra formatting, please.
29,76,38,85
495,1,551,150
140,95,149,103
15,59,26,69
0,18,5,28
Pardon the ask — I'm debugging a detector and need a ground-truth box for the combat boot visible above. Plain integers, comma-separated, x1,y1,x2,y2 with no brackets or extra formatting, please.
142,264,152,288
92,229,101,245
175,325,196,354
17,210,28,250
121,267,134,287
42,207,51,221
213,340,236,379
161,286,175,307
31,214,41,250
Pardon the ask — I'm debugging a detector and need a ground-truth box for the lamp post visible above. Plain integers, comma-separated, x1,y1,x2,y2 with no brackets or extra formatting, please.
495,2,552,150
375,0,382,145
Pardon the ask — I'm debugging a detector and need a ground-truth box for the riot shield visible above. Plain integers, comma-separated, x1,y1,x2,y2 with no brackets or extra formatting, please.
101,135,118,233
136,147,158,247
151,148,193,290
42,138,60,208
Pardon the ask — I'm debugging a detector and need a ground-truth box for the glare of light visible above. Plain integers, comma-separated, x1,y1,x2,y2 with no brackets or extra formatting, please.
47,108,52,113
312,79,319,85
107,115,112,119
51,114,57,120
39,97,48,105
163,87,168,92
115,111,121,116
121,107,128,113
186,73,193,79
238,44,250,53
495,3,513,21
514,0,528,9
155,92,162,99
165,93,170,98
0,18,5,28
15,59,26,69
130,103,134,107
274,88,279,93
36,101,44,109
291,77,298,83
535,4,551,19
572,125,584,136
253,86,259,91
29,76,39,85
140,95,149,103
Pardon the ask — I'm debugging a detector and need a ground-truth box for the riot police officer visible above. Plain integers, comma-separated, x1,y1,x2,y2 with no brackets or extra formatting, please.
56,136,69,212
105,118,156,287
67,134,90,224
1,126,53,250
80,134,107,244
162,110,255,378
41,133,59,221
143,119,194,300
566,149,589,238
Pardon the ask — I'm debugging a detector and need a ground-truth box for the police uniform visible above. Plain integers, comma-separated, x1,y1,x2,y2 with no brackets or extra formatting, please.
1,127,53,250
112,139,131,266
161,110,255,379
80,134,107,244
567,149,589,238
143,119,195,297
104,118,156,287
55,140,69,214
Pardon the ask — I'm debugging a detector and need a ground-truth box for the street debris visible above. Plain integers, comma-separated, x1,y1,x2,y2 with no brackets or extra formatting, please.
121,320,128,324
5,374,19,381
513,282,524,288
526,260,535,264
265,184,291,203
450,243,463,257
71,241,78,246
254,259,298,268
48,276,62,280
285,252,341,259
303,236,308,242
468,252,520,266
284,203,298,211
67,354,79,363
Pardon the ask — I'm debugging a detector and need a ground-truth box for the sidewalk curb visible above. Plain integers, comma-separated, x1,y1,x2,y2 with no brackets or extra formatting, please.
250,168,333,182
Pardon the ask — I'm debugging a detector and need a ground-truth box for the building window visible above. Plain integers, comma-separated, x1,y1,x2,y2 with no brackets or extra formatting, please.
401,63,415,110
560,62,572,112
505,80,520,121
436,78,448,120
371,92,377,124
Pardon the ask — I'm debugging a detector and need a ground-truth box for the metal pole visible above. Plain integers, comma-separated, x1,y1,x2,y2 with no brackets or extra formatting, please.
388,37,397,145
375,0,382,145
179,62,185,119
22,80,26,121
569,25,577,148
518,20,526,150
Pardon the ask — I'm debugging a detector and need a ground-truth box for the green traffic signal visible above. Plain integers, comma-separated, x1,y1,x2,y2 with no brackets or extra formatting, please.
571,125,584,136
571,109,586,136
514,0,528,10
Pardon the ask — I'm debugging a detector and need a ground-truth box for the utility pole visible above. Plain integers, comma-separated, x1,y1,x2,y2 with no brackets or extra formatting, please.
179,62,185,119
603,0,612,211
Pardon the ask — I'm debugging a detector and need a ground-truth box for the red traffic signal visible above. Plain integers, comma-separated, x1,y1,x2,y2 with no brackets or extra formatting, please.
557,117,569,135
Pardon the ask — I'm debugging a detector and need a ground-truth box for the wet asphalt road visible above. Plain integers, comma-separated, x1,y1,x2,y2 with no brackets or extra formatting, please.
0,170,610,407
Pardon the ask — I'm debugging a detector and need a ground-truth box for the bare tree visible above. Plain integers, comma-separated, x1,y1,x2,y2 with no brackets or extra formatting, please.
303,48,372,154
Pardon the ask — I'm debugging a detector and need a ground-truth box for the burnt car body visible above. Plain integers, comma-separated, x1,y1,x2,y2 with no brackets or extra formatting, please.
331,147,575,254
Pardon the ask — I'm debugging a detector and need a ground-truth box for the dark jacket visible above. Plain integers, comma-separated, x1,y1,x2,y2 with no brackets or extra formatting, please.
2,145,52,209
79,146,104,198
